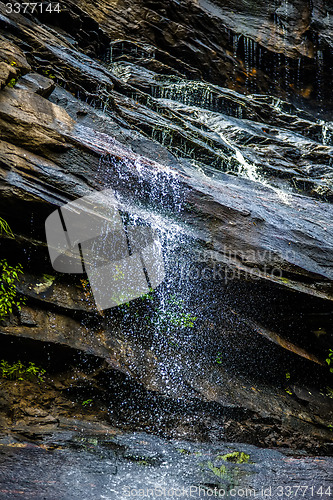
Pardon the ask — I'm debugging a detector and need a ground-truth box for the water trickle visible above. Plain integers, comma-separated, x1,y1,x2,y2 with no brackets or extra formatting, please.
316,39,324,106
233,34,241,57
105,55,333,203
244,36,250,87
105,40,156,66
159,80,215,110
321,121,333,146
296,57,301,90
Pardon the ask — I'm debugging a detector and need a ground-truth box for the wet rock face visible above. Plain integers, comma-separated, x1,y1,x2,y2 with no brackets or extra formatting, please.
0,0,332,449
76,0,333,111
192,0,314,57
0,425,332,500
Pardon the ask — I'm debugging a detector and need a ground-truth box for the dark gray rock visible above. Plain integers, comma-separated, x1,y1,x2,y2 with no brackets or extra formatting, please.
0,0,332,449
16,73,56,97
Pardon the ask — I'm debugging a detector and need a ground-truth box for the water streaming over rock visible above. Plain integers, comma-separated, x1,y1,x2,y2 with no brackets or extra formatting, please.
107,58,333,202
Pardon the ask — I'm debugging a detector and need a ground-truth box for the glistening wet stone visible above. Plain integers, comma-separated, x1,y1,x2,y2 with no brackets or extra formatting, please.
0,431,332,499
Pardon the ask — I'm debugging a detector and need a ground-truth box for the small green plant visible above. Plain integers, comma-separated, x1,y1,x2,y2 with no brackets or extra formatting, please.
7,78,17,88
153,294,197,348
82,399,93,407
326,387,333,399
42,274,55,283
216,451,251,464
216,352,223,364
204,452,251,492
87,438,98,446
0,217,14,238
41,68,55,79
0,360,46,382
284,371,293,395
137,460,150,466
207,461,228,479
117,290,198,349
124,287,155,314
177,448,191,455
325,349,333,374
155,295,197,331
140,289,155,302
0,260,26,318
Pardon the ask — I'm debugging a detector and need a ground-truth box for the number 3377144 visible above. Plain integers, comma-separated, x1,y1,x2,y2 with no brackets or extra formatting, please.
5,3,60,14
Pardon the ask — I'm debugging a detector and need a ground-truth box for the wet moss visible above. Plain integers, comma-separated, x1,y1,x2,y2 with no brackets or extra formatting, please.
216,451,251,464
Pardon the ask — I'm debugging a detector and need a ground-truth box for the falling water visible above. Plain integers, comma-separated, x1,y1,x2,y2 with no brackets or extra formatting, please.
316,36,324,106
233,33,241,57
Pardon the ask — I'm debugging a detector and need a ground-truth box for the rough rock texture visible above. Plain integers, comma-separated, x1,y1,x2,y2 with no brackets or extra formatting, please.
73,0,333,111
0,0,332,449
